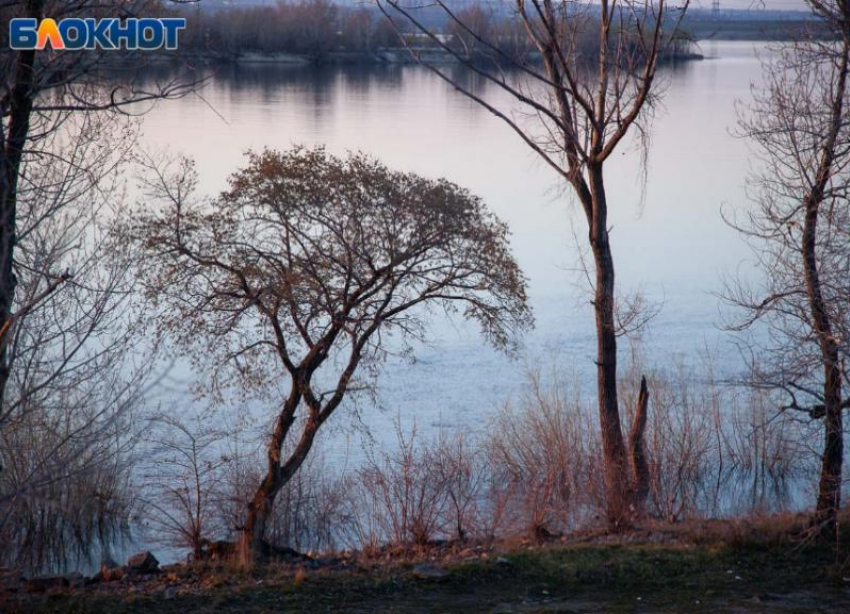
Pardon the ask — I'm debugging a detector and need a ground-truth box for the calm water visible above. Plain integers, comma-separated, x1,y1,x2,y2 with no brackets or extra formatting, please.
137,41,768,449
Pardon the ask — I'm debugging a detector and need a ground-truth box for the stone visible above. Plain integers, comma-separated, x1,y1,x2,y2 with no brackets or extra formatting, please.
126,551,160,574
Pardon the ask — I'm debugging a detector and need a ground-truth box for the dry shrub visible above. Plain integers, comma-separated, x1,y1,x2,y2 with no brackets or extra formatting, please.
620,362,722,522
720,386,813,516
485,371,604,537
0,389,135,573
432,431,486,541
141,411,230,559
670,512,812,549
353,424,449,548
348,423,487,550
620,358,813,522
481,359,814,539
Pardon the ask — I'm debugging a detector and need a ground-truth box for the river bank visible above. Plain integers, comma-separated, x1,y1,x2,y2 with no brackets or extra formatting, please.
13,515,850,614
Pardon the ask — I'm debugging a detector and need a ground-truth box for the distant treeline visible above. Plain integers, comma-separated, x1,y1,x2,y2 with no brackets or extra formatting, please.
175,1,400,59
681,16,833,41
168,1,696,63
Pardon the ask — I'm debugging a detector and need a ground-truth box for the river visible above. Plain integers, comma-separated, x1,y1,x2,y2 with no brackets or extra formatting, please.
135,41,769,455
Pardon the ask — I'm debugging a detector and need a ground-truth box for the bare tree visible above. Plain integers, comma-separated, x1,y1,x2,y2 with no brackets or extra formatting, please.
0,0,197,569
378,0,690,528
131,147,532,562
0,0,194,421
724,1,850,540
0,112,147,571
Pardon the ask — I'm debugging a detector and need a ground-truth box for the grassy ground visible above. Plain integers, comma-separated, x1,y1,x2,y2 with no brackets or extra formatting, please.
20,538,850,614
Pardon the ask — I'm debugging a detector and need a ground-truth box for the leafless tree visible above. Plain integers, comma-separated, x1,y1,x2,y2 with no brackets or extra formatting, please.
0,0,196,569
0,112,147,572
130,146,532,562
378,0,690,528
0,0,195,422
724,1,850,540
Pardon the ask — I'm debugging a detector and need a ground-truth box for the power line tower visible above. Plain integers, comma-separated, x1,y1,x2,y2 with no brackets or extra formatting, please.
712,0,721,18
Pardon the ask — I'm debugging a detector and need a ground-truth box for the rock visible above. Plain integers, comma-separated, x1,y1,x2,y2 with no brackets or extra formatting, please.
496,556,511,565
24,575,68,594
164,586,178,599
411,562,448,580
126,551,160,574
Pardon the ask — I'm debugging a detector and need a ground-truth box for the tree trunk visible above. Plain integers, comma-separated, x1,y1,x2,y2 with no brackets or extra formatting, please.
587,165,632,529
629,375,650,513
237,477,276,565
814,366,843,541
238,390,320,564
0,5,41,418
803,200,843,541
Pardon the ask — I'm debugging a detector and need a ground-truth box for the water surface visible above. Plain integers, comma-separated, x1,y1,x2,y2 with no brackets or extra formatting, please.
137,42,769,447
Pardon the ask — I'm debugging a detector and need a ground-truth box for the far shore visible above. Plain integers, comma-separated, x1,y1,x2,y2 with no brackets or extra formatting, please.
137,47,706,67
